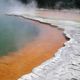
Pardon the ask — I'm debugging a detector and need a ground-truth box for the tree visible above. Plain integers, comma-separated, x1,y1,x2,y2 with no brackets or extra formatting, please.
18,0,80,9
75,0,80,8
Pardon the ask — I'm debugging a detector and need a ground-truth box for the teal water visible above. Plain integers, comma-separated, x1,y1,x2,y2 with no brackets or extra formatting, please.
0,15,39,56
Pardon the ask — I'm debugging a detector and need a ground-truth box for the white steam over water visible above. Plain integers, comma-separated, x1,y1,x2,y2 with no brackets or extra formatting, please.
0,0,37,15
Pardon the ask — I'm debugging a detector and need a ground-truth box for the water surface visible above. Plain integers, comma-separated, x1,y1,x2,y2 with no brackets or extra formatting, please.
0,15,39,56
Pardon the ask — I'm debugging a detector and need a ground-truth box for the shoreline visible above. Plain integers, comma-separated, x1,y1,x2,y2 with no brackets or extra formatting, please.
0,16,66,80
18,9,80,80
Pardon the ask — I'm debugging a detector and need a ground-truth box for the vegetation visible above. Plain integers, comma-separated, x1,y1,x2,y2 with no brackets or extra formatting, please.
18,0,80,9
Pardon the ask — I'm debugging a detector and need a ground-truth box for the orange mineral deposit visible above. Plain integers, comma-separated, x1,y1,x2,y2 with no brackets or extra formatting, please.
0,17,66,80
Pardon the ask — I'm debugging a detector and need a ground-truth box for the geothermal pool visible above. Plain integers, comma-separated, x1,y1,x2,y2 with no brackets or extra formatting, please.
0,15,66,80
0,15,39,56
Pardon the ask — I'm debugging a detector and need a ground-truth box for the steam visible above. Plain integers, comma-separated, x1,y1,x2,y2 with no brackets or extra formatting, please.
0,0,37,15
0,0,10,14
8,0,37,15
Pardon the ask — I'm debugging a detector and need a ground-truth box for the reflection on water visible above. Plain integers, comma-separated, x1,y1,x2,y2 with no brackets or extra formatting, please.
0,15,39,56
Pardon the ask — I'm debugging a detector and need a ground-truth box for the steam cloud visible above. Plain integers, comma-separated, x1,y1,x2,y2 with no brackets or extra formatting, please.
0,0,80,15
0,0,37,15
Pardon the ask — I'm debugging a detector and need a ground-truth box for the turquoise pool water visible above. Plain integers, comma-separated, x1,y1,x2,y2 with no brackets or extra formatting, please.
0,15,39,56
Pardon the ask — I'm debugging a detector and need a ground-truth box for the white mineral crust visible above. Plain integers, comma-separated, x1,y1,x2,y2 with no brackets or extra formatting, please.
18,13,80,80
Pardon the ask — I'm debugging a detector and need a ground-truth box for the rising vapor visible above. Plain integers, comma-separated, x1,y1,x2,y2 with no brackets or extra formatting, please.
0,0,37,15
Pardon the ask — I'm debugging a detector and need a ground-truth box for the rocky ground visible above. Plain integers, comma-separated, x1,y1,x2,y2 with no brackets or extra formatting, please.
18,9,80,80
